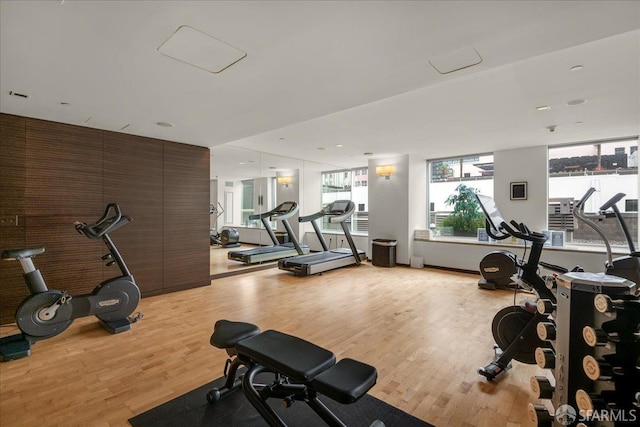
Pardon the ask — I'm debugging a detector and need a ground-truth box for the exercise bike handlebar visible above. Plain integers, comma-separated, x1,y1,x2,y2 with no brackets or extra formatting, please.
600,193,625,211
574,187,596,210
498,220,548,244
75,203,131,239
573,188,614,268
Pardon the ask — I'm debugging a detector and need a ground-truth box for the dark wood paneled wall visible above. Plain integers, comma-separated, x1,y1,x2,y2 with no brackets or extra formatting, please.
0,113,210,324
0,115,27,319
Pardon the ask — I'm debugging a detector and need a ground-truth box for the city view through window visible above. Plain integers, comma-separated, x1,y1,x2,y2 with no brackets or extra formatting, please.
428,139,638,249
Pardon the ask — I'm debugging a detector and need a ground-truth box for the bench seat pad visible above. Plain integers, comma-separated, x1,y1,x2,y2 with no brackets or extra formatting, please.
210,319,260,349
236,330,335,382
312,358,378,404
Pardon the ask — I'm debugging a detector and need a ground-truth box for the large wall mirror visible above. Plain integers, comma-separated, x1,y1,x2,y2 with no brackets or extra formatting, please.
209,145,341,278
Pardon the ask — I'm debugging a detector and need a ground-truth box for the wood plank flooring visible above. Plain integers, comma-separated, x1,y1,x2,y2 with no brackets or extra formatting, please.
0,263,545,427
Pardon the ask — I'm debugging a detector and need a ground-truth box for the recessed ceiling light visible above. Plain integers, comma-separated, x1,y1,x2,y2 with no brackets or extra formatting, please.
59,102,70,106
575,121,583,125
239,162,245,165
570,65,584,71
364,152,373,156
317,147,325,151
269,166,277,169
567,99,587,106
156,121,174,127
536,105,551,111
336,144,343,148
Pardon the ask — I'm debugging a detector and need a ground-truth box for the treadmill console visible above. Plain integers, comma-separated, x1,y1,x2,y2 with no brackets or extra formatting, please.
325,200,352,215
274,202,296,214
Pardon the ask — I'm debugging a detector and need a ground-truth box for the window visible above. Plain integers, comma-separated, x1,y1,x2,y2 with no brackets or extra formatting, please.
548,138,638,249
428,154,494,238
241,179,254,225
321,168,368,234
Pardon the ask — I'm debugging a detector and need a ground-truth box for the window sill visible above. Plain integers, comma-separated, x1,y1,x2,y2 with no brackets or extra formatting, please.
415,231,630,256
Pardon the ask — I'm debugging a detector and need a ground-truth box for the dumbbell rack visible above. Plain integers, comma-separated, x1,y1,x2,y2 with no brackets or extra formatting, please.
528,272,640,427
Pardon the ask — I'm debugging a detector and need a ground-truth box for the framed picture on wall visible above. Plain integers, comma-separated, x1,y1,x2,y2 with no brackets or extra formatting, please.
510,181,527,200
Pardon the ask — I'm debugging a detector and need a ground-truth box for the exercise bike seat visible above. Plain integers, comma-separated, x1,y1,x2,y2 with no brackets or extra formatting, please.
1,247,45,260
236,329,336,382
210,319,260,349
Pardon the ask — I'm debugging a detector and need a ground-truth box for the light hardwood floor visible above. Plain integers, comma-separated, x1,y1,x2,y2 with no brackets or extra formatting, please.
0,263,545,427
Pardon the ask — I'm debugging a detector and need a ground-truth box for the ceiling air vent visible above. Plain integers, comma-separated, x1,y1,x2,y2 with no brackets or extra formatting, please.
9,91,29,99
158,25,247,74
428,47,483,75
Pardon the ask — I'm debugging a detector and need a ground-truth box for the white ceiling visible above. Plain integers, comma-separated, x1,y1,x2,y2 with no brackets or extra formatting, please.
1,1,639,179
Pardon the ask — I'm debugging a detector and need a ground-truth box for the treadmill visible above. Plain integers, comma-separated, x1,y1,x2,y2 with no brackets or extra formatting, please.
278,200,366,276
227,201,310,265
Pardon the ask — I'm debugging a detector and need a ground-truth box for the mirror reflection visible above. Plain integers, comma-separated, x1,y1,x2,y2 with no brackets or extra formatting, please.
209,145,342,278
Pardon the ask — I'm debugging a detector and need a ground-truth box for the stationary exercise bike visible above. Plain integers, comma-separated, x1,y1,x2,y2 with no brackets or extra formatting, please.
0,203,142,362
475,194,560,381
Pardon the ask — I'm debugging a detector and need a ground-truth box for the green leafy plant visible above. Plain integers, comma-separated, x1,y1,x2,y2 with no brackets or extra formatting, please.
442,184,485,233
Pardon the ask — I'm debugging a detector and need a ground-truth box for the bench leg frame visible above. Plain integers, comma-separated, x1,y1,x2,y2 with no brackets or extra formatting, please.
242,364,348,427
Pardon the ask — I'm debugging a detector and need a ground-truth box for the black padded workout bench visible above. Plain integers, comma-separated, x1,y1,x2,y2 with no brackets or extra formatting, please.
208,320,384,427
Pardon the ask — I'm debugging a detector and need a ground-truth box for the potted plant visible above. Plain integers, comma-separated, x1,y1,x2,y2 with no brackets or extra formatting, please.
442,184,485,236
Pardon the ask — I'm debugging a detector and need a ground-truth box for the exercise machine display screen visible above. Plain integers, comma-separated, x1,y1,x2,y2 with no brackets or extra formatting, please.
278,202,295,212
476,194,506,232
331,202,348,213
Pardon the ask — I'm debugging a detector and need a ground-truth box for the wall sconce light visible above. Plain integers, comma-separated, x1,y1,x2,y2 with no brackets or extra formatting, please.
375,165,396,180
277,176,293,187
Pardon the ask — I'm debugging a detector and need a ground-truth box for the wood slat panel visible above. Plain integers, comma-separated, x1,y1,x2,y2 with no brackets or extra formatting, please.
1,115,211,325
163,141,209,291
0,114,26,214
25,215,103,297
109,213,163,295
103,132,164,217
163,141,209,217
25,118,103,216
163,214,209,291
0,222,28,325
103,132,165,293
0,114,27,324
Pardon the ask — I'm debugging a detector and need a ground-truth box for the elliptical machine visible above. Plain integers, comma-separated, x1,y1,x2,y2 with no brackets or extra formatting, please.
209,203,241,248
475,194,561,381
0,203,142,362
573,187,640,289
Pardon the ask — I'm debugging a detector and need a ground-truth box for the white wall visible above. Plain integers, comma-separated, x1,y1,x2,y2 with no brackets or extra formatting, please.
275,169,301,238
414,240,618,274
408,153,427,262
368,155,411,263
216,179,242,227
302,231,369,253
494,146,548,232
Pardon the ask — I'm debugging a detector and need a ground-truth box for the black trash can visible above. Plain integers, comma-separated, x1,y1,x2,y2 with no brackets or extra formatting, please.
371,239,397,267
275,232,289,244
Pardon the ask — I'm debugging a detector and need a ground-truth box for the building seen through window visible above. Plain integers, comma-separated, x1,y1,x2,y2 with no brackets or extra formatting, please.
321,167,368,234
548,138,638,249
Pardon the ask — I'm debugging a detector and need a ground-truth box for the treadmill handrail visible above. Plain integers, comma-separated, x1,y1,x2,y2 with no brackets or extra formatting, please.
328,201,355,223
299,211,325,223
